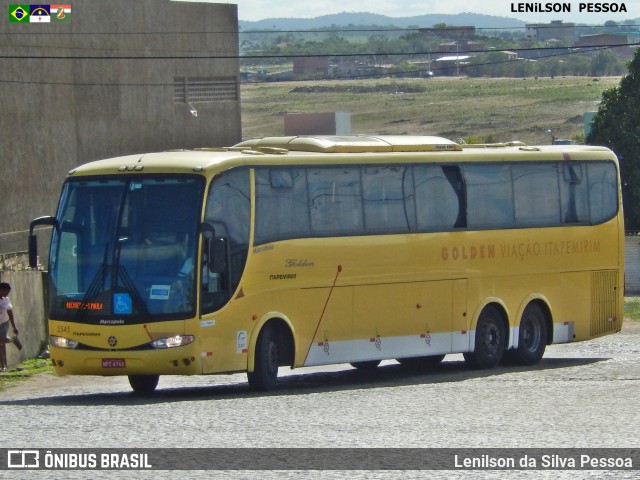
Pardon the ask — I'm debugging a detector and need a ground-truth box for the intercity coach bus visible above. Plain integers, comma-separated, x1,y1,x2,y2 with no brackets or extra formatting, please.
29,135,624,394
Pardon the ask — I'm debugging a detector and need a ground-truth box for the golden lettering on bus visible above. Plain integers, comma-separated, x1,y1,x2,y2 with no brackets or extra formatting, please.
500,239,601,260
500,241,542,260
441,245,496,261
442,239,601,261
285,258,315,267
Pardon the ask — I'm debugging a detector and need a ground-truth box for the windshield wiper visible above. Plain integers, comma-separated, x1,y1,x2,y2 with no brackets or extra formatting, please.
116,265,151,318
75,242,110,322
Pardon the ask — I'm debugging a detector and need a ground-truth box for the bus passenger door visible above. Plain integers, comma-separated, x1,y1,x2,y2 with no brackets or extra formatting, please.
199,169,251,374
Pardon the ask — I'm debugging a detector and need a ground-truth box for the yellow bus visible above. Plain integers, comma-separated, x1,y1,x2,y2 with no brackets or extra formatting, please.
29,135,624,394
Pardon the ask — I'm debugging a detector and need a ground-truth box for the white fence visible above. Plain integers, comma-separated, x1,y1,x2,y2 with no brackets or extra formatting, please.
626,233,640,296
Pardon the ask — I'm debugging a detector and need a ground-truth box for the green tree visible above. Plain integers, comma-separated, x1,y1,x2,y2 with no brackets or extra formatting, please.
590,50,623,76
587,48,640,230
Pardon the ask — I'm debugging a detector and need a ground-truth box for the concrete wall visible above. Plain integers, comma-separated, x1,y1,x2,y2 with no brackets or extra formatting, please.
0,0,241,254
284,112,351,135
0,270,48,367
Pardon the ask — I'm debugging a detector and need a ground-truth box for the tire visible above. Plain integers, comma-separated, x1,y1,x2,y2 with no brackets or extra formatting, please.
128,375,159,395
464,305,506,369
397,354,445,369
350,360,381,370
247,325,279,391
508,303,547,365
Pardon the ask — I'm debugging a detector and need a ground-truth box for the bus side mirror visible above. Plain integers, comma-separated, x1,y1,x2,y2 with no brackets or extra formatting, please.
208,237,227,274
200,222,227,274
28,234,38,269
28,215,56,269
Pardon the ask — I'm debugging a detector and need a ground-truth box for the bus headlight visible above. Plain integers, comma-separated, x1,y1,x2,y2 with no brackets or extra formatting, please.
50,335,79,349
150,335,195,349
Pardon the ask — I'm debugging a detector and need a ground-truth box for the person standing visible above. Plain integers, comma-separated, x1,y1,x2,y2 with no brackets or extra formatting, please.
0,282,21,372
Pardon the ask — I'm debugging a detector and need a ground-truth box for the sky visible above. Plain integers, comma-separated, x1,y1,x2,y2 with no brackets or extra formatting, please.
173,0,640,24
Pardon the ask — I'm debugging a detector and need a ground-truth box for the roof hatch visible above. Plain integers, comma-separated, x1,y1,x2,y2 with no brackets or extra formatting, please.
232,135,462,153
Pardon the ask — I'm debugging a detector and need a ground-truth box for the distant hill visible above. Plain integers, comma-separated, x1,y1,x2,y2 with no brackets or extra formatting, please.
239,12,526,31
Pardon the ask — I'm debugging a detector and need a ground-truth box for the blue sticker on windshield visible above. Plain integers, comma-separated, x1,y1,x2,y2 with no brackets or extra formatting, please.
113,293,133,315
150,285,171,300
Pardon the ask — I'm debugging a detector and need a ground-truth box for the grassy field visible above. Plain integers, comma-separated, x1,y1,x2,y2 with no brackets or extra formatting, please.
625,298,640,321
241,76,622,144
0,357,51,389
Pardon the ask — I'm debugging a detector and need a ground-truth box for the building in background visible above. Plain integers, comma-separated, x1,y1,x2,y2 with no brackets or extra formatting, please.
526,20,576,42
574,33,634,58
0,0,241,255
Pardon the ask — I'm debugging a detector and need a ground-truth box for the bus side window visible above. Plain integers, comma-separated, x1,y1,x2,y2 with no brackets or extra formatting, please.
362,166,413,234
587,162,618,224
441,165,467,229
414,165,462,231
255,168,310,244
308,167,363,236
560,163,589,224
513,163,561,226
464,164,515,229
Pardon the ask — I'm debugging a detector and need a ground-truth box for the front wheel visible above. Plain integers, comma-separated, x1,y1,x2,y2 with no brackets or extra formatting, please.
128,375,159,395
247,325,279,391
464,305,506,369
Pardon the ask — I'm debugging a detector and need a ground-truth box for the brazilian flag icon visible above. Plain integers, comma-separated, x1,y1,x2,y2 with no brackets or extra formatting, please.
9,5,30,22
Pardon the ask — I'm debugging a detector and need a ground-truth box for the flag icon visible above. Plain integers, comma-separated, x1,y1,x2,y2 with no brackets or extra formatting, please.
51,4,72,22
30,5,50,23
9,5,30,22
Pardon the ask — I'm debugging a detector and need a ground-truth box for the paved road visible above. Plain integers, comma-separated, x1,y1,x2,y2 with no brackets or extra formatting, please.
2,321,640,479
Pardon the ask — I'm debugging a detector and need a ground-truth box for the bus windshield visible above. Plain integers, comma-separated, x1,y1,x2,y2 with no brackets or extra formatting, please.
48,175,205,324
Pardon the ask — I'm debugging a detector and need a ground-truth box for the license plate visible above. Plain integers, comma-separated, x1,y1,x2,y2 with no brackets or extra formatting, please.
102,358,126,368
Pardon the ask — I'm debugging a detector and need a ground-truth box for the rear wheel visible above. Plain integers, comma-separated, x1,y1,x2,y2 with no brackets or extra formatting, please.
350,360,381,370
247,325,279,391
128,375,159,395
464,305,506,369
508,303,547,365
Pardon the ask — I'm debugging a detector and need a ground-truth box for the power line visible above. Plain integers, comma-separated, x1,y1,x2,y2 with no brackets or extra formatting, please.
0,42,637,60
0,43,633,87
1,23,638,35
2,22,637,56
